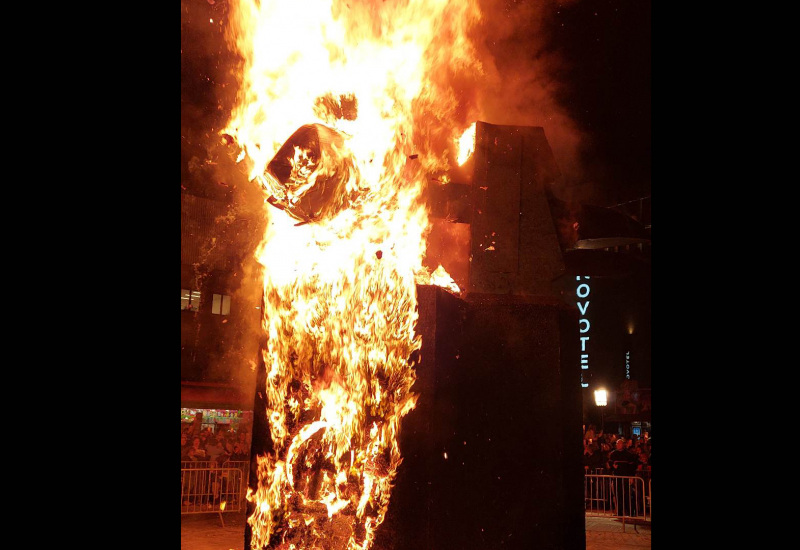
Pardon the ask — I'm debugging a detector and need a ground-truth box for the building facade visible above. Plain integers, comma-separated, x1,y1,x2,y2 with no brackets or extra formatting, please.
180,191,262,425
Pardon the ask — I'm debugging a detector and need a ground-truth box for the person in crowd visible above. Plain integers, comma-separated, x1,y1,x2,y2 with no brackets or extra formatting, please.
598,440,612,466
181,434,192,461
607,437,639,517
230,442,249,462
583,442,605,472
207,438,231,504
228,436,251,505
608,438,637,475
636,447,649,468
183,436,207,506
187,436,208,463
220,438,236,462
237,430,250,451
205,436,226,464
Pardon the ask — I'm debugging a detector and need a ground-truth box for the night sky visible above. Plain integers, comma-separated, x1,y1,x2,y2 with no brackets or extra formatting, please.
548,0,651,206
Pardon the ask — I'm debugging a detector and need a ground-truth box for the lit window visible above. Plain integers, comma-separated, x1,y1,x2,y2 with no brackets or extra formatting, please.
212,293,231,315
181,288,201,311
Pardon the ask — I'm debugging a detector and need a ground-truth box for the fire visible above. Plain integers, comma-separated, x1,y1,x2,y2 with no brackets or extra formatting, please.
222,0,481,548
456,122,476,166
427,264,461,295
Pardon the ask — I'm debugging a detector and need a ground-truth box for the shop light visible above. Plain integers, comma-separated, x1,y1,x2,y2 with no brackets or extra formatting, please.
594,389,608,407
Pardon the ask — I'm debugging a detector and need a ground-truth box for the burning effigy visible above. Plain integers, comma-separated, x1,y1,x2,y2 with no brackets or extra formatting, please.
221,0,477,547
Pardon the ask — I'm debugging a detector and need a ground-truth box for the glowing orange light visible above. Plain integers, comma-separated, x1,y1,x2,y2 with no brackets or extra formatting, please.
222,0,482,547
456,122,476,165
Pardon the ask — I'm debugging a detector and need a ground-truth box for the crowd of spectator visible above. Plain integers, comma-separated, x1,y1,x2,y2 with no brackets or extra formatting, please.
181,423,254,507
181,422,252,466
582,425,651,517
182,421,651,472
582,424,651,475
182,422,651,473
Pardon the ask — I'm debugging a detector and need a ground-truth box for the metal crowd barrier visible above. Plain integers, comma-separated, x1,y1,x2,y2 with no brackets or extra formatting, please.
584,473,651,528
181,460,250,525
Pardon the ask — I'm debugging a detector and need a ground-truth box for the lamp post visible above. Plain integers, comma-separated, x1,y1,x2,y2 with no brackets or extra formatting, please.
594,388,607,433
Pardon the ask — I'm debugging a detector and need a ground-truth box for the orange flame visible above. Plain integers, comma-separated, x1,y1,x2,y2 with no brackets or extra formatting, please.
222,0,481,547
456,122,476,166
427,264,461,295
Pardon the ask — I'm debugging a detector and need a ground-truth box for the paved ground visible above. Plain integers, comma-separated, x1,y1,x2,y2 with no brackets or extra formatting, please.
181,512,651,549
584,516,651,550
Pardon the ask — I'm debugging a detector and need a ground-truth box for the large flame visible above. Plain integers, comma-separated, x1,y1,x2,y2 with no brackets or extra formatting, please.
222,0,479,547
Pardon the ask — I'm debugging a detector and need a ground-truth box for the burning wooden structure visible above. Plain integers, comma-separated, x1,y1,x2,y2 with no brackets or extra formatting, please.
245,121,585,549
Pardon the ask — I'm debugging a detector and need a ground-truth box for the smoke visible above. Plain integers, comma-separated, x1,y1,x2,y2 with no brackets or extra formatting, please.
182,0,269,398
181,0,241,199
416,0,596,274
470,0,588,202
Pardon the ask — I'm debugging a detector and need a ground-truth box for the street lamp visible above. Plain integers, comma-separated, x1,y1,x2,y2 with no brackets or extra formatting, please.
594,388,607,433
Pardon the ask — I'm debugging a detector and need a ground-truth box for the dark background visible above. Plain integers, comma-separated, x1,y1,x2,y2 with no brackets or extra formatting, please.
549,0,651,206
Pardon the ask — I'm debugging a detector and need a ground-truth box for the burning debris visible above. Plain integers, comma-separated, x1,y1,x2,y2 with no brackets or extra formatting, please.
261,123,364,225
252,378,409,550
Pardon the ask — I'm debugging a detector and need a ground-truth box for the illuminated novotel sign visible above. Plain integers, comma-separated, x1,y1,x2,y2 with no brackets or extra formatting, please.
577,276,591,388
